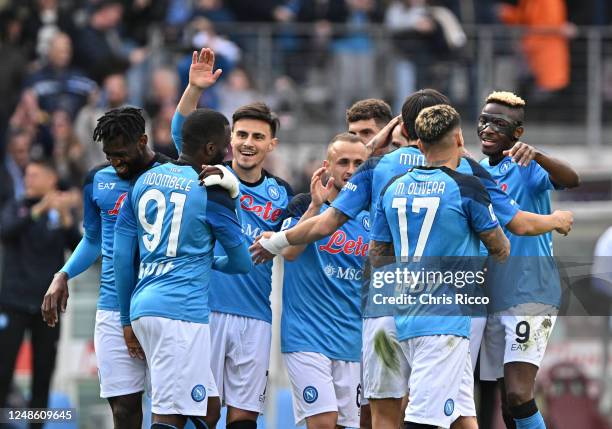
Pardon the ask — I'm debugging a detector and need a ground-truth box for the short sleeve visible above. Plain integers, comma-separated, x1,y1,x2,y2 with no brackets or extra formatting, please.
370,196,393,242
331,157,378,219
522,161,557,192
206,186,245,249
459,178,500,233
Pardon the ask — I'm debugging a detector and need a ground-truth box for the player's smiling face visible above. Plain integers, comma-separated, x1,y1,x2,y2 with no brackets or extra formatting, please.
348,118,381,144
325,139,367,190
231,119,277,171
478,103,522,157
103,135,148,179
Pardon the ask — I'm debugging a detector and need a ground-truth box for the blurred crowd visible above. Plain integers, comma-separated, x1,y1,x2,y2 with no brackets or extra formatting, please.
0,0,610,199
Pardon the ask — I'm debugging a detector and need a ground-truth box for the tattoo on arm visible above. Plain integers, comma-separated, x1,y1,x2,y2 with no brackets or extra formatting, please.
368,240,395,269
330,207,349,224
479,227,510,262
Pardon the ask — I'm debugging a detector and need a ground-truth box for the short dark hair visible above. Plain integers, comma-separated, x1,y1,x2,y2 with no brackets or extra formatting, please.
28,157,57,173
415,105,461,145
232,102,279,137
401,89,451,140
346,99,393,128
182,108,229,156
93,107,145,145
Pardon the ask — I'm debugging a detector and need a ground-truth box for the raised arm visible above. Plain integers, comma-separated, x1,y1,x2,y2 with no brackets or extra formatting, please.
172,48,222,151
282,167,335,261
503,141,580,188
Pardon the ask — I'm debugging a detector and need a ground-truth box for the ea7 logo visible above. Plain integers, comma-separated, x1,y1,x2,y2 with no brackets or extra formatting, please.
511,344,528,351
108,192,128,216
98,182,116,190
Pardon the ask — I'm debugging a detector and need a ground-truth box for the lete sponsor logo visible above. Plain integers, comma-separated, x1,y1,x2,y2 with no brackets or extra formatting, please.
318,230,368,257
240,195,283,222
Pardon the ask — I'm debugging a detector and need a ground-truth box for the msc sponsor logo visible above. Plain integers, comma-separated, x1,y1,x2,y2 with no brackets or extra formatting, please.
323,264,363,281
191,384,206,402
98,182,116,190
444,399,454,416
303,386,318,404
240,195,283,222
318,231,368,257
343,182,357,192
243,223,262,240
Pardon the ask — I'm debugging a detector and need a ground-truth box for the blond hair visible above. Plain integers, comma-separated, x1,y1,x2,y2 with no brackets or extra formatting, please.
485,91,526,108
415,105,460,144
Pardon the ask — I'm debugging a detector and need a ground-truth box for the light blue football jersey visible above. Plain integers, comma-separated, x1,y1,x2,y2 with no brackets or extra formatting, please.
84,155,169,311
115,162,244,323
281,194,368,362
171,111,293,323
371,166,499,341
480,156,561,312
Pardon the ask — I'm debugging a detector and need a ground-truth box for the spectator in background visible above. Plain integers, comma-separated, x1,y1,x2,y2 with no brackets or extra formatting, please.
74,0,147,84
499,0,576,97
25,32,97,119
192,0,236,24
50,109,86,189
219,67,259,120
0,159,81,428
21,0,77,62
225,0,288,22
330,0,384,125
0,129,32,209
151,104,178,159
8,90,51,157
74,73,154,170
0,9,27,155
178,17,241,109
144,66,180,118
120,0,168,48
385,0,466,112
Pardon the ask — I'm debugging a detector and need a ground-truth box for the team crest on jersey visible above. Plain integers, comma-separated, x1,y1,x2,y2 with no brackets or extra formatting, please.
362,215,370,232
191,384,206,402
500,159,512,174
303,386,318,404
444,399,454,416
266,184,281,201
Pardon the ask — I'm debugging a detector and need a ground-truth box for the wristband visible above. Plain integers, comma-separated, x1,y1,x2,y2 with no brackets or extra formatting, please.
260,231,290,255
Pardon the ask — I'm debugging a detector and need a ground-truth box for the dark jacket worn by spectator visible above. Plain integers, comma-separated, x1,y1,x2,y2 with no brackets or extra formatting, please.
0,197,80,313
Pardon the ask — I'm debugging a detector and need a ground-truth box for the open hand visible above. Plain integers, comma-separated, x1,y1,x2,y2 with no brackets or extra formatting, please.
189,48,223,90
